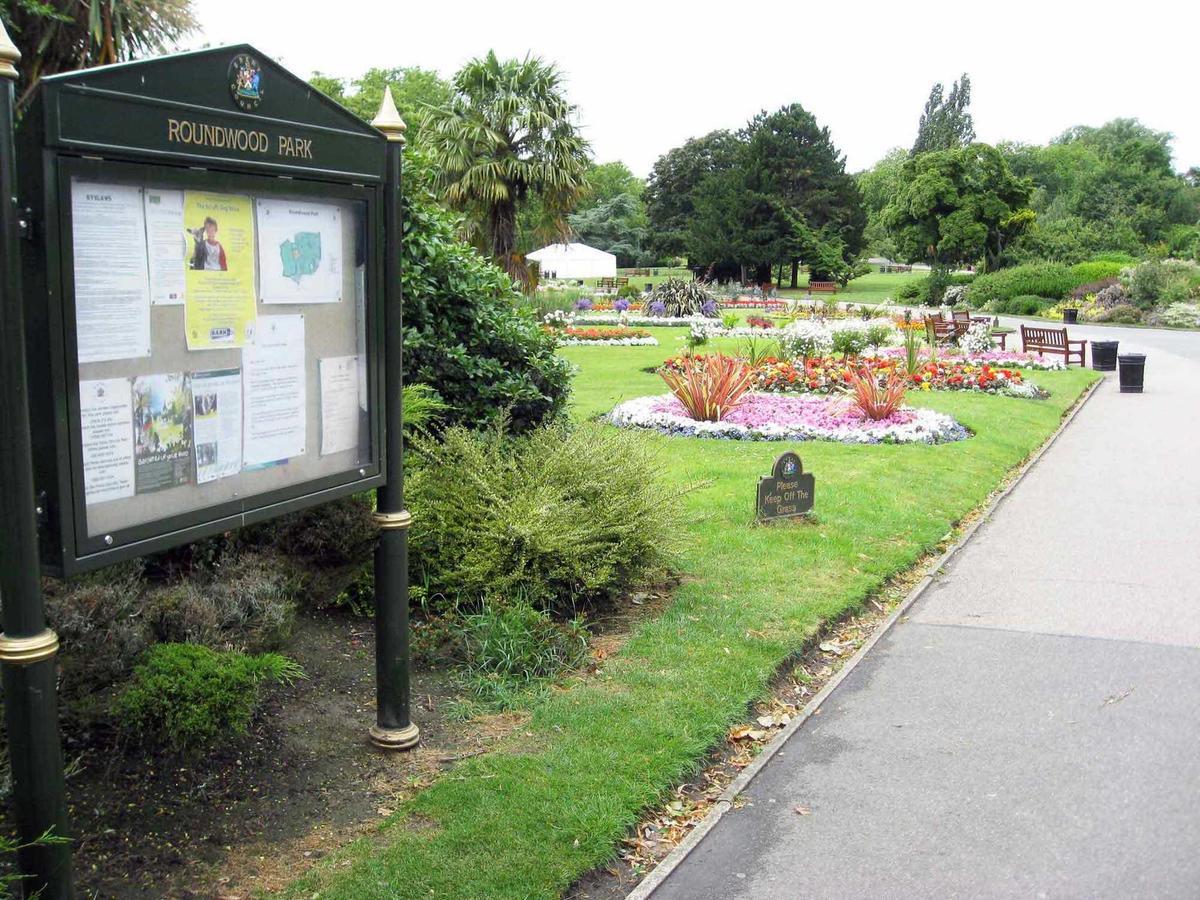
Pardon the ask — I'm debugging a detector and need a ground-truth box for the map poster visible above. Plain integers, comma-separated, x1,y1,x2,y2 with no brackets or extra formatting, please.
70,180,152,363
79,377,135,506
256,198,343,304
243,315,306,466
144,188,186,305
184,191,257,350
192,368,243,484
132,373,194,493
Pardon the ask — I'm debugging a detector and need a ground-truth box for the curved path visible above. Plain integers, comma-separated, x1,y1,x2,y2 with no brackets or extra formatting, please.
645,322,1200,898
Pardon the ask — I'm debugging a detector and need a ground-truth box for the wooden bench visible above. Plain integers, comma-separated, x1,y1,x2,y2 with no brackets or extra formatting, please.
924,315,959,345
1021,324,1087,366
596,276,629,291
808,281,838,293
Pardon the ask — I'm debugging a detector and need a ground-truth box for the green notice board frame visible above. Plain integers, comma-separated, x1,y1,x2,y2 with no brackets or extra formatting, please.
18,45,390,575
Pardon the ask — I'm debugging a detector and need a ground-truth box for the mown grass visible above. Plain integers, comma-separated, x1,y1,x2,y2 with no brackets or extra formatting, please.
288,337,1099,899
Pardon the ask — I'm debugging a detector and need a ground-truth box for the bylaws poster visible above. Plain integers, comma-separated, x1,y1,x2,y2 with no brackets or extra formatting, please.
192,368,243,484
319,355,359,456
79,378,135,505
183,191,257,349
132,373,194,492
256,198,343,304
243,315,306,466
71,181,152,363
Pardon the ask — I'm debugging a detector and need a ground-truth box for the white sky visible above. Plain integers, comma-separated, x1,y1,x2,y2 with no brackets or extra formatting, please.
191,0,1199,177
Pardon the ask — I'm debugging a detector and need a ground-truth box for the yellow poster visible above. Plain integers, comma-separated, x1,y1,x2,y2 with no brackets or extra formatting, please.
183,191,257,350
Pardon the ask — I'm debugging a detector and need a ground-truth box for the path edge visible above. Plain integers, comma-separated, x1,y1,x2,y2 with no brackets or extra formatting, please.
625,372,1106,900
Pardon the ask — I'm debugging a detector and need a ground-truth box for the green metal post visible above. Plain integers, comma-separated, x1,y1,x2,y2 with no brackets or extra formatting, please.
0,22,75,899
367,88,418,751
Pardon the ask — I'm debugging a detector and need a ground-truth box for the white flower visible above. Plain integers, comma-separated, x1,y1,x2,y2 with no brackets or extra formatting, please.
960,321,995,354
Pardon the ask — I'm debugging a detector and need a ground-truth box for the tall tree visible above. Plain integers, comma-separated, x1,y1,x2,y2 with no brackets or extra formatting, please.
881,143,1033,297
423,51,590,285
644,130,740,261
309,67,451,147
912,73,975,155
568,193,648,267
2,0,196,110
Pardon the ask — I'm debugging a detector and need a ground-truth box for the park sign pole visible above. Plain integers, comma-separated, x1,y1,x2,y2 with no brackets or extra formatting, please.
368,88,419,751
0,20,75,899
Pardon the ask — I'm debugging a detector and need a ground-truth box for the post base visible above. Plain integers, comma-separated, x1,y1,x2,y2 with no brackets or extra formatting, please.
369,722,420,751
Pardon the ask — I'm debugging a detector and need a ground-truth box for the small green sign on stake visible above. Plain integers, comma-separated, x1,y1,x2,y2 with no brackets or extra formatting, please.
757,451,814,522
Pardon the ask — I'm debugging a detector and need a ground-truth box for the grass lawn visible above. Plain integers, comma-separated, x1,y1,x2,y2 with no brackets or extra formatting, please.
290,336,1099,899
777,269,926,305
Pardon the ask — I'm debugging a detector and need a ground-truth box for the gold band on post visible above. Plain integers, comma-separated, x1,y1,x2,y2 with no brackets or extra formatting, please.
373,509,413,530
369,722,420,750
0,629,59,665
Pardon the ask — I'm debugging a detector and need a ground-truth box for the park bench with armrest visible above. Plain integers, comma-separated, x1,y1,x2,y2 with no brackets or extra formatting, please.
808,281,838,293
1021,324,1087,366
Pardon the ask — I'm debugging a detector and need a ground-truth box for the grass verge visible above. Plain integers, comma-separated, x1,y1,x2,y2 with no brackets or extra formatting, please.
287,340,1099,899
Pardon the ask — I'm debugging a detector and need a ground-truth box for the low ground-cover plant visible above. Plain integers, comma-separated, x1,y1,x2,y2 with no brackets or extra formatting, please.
659,353,754,421
113,643,304,754
406,422,686,616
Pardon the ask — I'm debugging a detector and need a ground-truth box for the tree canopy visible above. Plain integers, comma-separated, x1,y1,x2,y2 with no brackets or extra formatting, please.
912,74,975,156
309,67,451,147
422,51,590,285
650,104,865,284
880,143,1034,274
2,0,196,110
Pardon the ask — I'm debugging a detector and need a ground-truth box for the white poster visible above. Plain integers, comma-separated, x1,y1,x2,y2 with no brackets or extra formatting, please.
256,198,343,304
243,315,306,466
71,181,151,363
192,368,242,483
354,264,368,412
79,377,135,505
144,188,186,305
319,355,360,456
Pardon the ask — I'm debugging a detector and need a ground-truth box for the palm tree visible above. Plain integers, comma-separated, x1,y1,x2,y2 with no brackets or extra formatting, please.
2,0,197,110
423,51,590,285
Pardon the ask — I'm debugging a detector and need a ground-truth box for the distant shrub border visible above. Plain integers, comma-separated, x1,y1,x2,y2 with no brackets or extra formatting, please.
608,393,969,445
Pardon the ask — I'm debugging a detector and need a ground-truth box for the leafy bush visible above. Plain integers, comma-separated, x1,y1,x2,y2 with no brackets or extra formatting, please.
402,150,572,432
965,263,1077,309
247,494,376,567
407,422,686,616
1096,304,1143,324
831,326,869,357
993,295,1053,316
895,272,974,303
660,354,754,421
113,644,303,754
1123,259,1200,309
865,323,893,349
1091,251,1139,265
617,282,641,300
1070,277,1119,302
645,278,718,317
1147,303,1200,328
1094,281,1130,308
1069,261,1125,284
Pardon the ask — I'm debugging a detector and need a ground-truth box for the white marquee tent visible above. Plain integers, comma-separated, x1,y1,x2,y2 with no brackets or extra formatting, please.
527,242,617,280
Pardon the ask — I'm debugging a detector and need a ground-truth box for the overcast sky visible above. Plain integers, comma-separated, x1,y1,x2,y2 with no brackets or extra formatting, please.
191,0,1198,177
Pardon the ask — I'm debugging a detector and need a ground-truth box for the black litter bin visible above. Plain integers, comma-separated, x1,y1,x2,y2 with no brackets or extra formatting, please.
1118,353,1146,393
1062,308,1079,324
1092,340,1119,371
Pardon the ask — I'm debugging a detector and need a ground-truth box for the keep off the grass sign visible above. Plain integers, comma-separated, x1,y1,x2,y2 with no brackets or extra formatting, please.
756,451,814,522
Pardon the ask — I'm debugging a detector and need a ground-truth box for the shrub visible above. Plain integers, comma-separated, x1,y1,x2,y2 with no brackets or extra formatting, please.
659,354,753,422
1123,259,1200,309
645,279,718,317
1147,303,1200,328
401,150,572,433
113,644,304,754
1096,304,1142,324
247,494,375,566
1091,251,1139,265
777,320,834,360
865,323,893,349
1070,261,1125,285
617,282,641,300
1070,278,1119,302
994,295,1053,316
896,278,924,300
406,422,686,616
1094,282,1130,309
831,326,869,358
965,263,1076,309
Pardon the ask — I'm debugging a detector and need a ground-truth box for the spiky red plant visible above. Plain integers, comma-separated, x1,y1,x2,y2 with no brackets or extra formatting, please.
845,367,908,420
659,354,754,422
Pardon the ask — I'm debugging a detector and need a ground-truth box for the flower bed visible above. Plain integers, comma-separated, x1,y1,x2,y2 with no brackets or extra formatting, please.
554,325,658,346
876,347,1066,370
609,393,969,445
574,313,713,327
662,355,1047,399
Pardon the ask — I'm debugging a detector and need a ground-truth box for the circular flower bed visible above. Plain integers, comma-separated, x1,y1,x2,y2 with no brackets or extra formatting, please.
609,393,969,445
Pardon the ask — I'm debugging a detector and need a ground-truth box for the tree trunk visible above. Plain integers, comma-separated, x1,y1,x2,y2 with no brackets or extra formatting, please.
489,198,529,289
790,259,799,289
